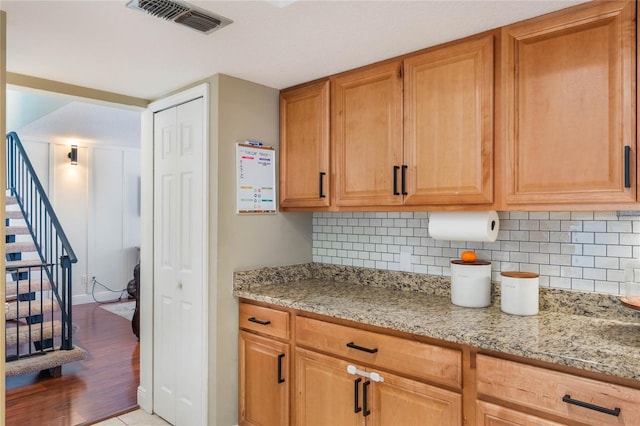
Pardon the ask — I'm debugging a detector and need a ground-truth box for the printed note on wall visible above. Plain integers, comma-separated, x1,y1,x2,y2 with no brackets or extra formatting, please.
236,142,276,214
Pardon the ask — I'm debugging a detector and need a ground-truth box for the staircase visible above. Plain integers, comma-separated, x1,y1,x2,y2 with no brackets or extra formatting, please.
5,132,86,377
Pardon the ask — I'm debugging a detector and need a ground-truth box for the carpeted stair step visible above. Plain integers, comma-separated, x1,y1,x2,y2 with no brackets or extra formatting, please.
6,259,44,270
5,346,87,377
5,299,58,320
5,320,62,347
5,241,37,254
6,195,18,205
5,278,52,298
5,210,25,220
6,226,30,236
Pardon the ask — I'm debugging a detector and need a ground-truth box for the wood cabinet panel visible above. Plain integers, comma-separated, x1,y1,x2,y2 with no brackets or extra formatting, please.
239,331,289,426
476,401,566,426
502,0,636,205
239,303,289,341
477,354,640,425
370,369,462,426
280,80,330,208
332,61,404,207
296,315,462,389
295,348,362,426
404,34,494,205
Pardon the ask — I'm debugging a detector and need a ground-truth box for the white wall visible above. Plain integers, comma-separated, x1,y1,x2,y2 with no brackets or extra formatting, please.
20,137,140,302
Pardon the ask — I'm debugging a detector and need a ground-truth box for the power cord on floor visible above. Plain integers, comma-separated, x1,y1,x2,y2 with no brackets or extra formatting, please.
91,276,128,304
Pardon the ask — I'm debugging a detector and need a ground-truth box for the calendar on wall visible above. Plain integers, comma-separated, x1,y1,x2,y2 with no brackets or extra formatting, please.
236,142,276,214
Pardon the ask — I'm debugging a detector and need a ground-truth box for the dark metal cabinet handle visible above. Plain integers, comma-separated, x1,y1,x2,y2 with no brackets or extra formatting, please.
393,166,400,195
353,377,362,413
401,165,408,195
562,394,621,417
363,380,371,417
277,353,285,384
624,146,631,188
247,317,271,326
319,172,326,198
346,342,378,354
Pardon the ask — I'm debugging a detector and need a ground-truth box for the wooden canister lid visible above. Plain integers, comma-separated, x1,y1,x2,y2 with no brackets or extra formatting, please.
501,271,539,279
451,260,491,266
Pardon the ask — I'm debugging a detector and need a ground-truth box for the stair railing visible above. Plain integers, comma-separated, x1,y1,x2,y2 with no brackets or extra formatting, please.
6,131,77,351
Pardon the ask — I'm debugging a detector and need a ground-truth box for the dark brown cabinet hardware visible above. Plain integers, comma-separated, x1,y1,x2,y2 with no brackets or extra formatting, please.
363,380,371,417
354,377,362,413
401,165,408,195
277,353,285,383
248,317,271,326
562,394,621,417
319,172,326,198
346,342,378,354
624,146,631,188
393,166,400,195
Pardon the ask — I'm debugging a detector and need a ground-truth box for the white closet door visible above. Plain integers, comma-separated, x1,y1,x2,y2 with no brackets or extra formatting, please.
153,97,206,425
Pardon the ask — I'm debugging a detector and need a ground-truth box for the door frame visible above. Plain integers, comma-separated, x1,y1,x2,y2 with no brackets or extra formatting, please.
138,83,210,418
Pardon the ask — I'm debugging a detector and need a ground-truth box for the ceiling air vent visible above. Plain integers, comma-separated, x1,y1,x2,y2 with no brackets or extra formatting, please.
126,0,233,34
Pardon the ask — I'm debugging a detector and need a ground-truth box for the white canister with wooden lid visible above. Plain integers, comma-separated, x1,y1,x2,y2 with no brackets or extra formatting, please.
500,271,539,315
451,260,492,308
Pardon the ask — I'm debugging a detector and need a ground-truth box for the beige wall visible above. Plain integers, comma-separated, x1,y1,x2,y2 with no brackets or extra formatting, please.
207,74,312,425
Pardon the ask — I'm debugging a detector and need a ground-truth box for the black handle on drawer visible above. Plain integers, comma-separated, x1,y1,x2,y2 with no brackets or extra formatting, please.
248,317,271,326
624,146,631,188
393,166,400,195
363,380,371,417
319,172,326,198
346,342,378,354
353,378,362,413
401,165,408,195
277,353,285,384
562,394,621,417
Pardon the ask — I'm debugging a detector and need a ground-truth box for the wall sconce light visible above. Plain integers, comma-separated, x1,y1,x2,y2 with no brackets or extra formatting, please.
68,145,78,165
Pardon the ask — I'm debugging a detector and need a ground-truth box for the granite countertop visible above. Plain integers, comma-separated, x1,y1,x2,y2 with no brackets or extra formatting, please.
233,263,640,383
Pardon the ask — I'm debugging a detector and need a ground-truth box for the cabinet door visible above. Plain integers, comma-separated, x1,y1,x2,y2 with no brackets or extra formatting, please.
333,61,404,207
502,1,636,205
295,348,362,426
369,370,462,426
239,331,289,426
476,401,567,426
403,35,494,205
280,80,330,208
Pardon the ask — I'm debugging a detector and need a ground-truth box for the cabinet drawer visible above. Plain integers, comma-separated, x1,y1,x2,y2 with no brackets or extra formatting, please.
239,303,289,340
477,355,640,425
296,316,461,389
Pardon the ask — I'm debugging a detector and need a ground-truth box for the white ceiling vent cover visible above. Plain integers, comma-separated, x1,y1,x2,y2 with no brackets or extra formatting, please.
126,0,233,34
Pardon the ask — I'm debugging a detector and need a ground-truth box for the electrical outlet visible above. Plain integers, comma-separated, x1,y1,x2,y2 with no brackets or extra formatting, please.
81,275,88,292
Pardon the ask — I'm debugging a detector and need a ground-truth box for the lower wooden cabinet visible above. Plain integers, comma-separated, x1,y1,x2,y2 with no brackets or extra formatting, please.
239,331,290,426
296,348,461,426
476,401,566,426
476,355,640,426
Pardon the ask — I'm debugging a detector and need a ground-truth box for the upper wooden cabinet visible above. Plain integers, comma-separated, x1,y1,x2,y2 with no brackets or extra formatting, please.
332,61,404,207
502,0,636,206
404,34,495,205
279,80,330,209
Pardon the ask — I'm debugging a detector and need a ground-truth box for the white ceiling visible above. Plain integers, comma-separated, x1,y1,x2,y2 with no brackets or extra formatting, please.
3,0,589,101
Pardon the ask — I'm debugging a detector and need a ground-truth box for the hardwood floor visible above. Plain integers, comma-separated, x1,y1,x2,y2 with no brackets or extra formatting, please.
5,302,140,426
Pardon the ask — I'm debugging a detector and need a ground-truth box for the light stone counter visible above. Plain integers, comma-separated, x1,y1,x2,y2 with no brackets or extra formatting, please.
233,263,640,383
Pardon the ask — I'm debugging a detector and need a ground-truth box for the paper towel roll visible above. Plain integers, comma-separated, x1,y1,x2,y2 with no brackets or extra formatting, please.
428,211,499,242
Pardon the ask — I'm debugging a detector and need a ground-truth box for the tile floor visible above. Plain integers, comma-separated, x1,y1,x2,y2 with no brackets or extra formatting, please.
93,409,171,426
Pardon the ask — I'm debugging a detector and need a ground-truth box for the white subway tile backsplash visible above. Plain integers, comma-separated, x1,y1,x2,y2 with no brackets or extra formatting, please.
311,211,640,296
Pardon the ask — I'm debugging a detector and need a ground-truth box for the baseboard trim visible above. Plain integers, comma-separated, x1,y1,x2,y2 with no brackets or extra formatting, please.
137,385,152,413
72,291,131,305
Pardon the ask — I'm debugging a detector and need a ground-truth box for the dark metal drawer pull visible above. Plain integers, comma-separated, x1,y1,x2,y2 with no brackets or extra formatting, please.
562,394,621,417
277,353,285,384
363,380,371,417
393,166,400,195
247,317,271,326
353,377,362,413
624,146,631,188
346,342,378,354
319,172,326,198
